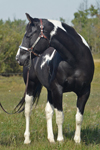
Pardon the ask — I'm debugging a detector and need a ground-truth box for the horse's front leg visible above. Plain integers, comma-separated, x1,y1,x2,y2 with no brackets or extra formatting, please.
45,102,55,143
74,108,83,144
24,94,33,144
45,90,55,143
55,109,64,142
51,85,64,142
74,85,90,143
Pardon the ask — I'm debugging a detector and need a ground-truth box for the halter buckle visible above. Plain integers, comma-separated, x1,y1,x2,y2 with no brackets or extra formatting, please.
40,25,44,29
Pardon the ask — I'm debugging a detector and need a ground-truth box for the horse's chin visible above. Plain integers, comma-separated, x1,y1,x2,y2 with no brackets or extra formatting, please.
17,59,29,67
24,61,29,67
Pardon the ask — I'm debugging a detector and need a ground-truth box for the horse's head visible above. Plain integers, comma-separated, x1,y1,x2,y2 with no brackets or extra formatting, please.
16,13,54,66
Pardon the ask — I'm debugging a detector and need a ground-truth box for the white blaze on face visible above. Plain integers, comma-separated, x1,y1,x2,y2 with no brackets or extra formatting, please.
40,49,56,69
16,42,22,57
16,47,20,57
48,20,66,38
78,33,90,48
16,35,26,57
16,47,21,64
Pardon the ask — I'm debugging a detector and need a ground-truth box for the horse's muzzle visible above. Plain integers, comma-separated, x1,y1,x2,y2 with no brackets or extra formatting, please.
15,55,20,64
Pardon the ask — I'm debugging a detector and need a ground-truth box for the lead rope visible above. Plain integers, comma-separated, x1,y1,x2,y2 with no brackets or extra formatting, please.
28,51,31,69
0,52,31,114
0,69,29,114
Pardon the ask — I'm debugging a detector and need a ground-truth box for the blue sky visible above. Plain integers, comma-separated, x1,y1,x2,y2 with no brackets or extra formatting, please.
0,0,98,24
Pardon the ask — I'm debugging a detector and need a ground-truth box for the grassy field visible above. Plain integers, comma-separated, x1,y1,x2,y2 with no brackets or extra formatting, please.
0,61,100,150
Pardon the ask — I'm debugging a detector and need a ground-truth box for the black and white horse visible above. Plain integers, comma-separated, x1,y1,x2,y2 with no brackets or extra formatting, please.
16,13,94,144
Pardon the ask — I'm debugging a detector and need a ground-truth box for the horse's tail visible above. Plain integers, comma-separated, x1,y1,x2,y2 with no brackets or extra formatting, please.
33,82,43,106
14,82,43,113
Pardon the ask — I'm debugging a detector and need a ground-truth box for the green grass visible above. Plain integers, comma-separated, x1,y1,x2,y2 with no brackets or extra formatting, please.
93,53,100,59
0,61,100,150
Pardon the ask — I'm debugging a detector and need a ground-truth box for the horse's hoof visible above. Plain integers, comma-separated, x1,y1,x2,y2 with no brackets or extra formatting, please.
74,136,81,144
48,138,55,143
57,137,64,143
24,139,31,144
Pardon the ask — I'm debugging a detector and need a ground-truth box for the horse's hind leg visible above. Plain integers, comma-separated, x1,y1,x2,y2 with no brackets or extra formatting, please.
45,90,55,143
74,85,90,143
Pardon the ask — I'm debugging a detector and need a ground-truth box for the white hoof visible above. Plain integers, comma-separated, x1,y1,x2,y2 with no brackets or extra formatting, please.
48,138,55,143
74,135,81,144
24,132,31,144
24,139,31,144
57,137,64,142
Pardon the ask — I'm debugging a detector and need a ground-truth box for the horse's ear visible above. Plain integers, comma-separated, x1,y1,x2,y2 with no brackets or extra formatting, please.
25,13,33,24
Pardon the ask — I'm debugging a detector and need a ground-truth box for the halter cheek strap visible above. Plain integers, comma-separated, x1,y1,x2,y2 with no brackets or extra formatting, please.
19,19,49,57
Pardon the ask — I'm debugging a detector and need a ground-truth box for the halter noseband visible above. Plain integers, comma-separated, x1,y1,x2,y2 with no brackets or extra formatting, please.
19,19,49,57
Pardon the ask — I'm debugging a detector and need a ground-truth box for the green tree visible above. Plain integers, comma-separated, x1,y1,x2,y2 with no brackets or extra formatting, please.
72,4,100,53
0,19,26,74
60,17,66,23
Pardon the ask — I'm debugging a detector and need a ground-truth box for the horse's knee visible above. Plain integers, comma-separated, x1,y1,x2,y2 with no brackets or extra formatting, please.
25,94,33,116
55,109,64,125
45,102,54,120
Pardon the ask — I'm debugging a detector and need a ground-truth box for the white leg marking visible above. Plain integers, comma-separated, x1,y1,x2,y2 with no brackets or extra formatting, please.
45,102,55,143
24,94,33,144
55,109,64,142
40,49,56,69
74,108,83,143
16,42,22,57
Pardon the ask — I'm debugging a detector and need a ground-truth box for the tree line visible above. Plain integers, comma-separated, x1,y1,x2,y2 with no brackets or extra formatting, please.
72,3,100,53
0,19,26,74
0,3,100,74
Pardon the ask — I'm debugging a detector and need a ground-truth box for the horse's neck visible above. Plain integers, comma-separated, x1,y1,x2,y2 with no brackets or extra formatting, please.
50,29,90,65
50,30,80,64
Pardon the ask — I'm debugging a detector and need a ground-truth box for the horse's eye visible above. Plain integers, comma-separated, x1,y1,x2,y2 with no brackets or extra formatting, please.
25,32,32,38
25,29,37,38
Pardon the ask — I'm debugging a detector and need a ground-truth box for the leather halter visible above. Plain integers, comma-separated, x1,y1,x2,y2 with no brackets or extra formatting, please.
19,19,49,57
